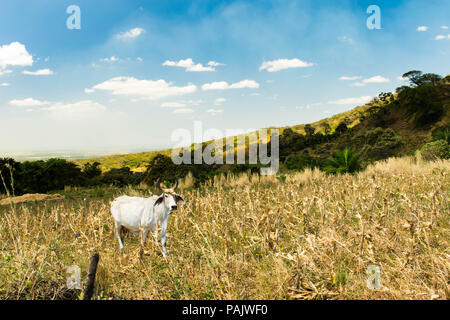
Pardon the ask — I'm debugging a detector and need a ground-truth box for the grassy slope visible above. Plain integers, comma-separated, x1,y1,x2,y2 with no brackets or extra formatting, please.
0,157,448,299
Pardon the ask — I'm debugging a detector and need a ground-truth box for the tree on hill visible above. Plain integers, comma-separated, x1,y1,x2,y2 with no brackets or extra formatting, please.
82,161,102,179
304,124,316,137
402,70,442,87
378,92,393,103
335,121,348,134
320,122,331,135
397,82,444,127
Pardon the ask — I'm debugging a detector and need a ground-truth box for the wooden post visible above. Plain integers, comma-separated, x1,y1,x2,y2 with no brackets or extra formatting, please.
83,253,100,300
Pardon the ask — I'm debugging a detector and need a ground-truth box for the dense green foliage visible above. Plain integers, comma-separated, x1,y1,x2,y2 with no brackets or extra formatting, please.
284,151,320,171
432,125,450,144
352,128,403,161
420,140,450,161
0,158,84,195
397,83,445,127
82,161,102,179
0,158,145,195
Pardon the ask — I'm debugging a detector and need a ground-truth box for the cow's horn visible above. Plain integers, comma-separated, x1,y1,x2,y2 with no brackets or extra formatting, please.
156,178,162,191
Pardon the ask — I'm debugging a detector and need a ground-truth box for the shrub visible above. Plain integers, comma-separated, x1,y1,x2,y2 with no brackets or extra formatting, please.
18,158,83,194
334,122,348,134
397,83,444,127
420,140,450,161
325,148,362,174
82,162,102,179
432,126,450,144
352,128,403,161
284,152,319,171
97,167,144,187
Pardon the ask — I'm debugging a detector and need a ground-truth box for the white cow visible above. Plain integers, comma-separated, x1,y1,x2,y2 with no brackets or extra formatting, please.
110,179,185,257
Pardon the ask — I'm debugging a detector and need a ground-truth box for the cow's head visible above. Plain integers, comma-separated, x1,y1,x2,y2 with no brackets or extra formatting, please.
154,178,185,212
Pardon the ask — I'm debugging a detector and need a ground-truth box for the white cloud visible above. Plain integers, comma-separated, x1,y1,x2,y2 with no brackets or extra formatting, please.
339,76,362,81
296,102,322,110
89,76,197,100
397,76,408,81
161,102,186,108
136,57,143,62
207,61,224,67
163,58,222,72
161,99,206,108
202,79,259,91
173,108,194,114
441,26,448,30
183,99,205,106
362,75,390,83
84,88,95,93
328,96,372,105
0,69,12,76
22,68,54,76
214,97,226,106
417,26,428,32
43,100,106,118
259,58,314,72
206,109,223,115
100,56,119,62
9,98,50,107
0,42,33,69
116,27,145,39
202,81,229,90
345,75,390,86
1,82,9,86
434,34,450,40
337,36,355,45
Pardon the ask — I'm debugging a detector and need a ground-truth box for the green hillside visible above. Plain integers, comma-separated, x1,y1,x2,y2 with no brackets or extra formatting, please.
2,70,448,195
73,72,450,173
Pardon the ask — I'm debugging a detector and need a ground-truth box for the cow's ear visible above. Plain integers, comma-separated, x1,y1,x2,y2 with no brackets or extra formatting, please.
175,194,185,205
155,195,164,206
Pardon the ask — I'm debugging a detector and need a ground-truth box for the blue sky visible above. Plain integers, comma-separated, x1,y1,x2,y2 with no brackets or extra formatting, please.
0,0,449,153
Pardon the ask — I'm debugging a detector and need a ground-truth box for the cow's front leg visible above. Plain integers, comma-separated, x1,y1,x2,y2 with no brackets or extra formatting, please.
160,219,169,258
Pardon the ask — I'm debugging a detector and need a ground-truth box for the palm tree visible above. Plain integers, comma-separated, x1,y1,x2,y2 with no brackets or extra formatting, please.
325,147,362,174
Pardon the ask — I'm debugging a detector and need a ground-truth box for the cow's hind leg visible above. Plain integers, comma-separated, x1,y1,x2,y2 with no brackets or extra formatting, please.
139,228,149,258
114,221,125,252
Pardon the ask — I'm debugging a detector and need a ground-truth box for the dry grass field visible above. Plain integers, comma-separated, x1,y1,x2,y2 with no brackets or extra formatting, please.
0,156,448,300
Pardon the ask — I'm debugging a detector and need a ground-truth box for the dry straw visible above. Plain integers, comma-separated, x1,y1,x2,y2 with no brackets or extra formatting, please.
0,157,448,299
